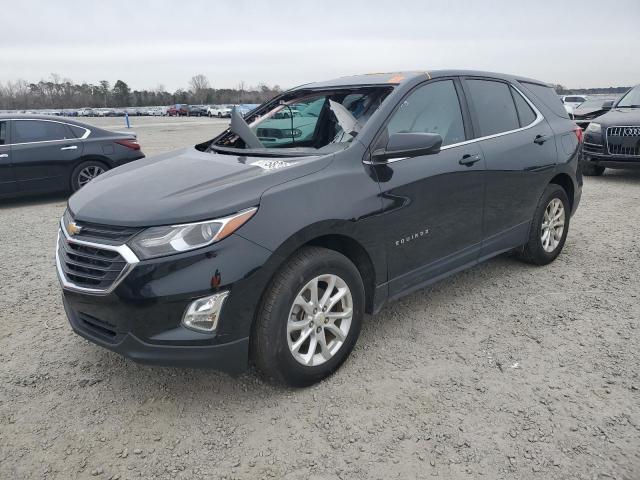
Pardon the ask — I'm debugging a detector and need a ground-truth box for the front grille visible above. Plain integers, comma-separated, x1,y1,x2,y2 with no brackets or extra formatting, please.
63,214,141,245
57,236,127,289
607,126,640,157
257,128,285,139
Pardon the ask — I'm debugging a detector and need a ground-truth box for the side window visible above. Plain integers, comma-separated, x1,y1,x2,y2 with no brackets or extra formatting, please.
511,87,537,127
520,81,569,119
13,120,73,143
386,80,466,146
0,121,6,145
466,79,520,137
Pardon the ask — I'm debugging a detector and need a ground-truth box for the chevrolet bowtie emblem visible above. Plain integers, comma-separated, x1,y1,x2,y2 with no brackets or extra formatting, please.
66,222,82,236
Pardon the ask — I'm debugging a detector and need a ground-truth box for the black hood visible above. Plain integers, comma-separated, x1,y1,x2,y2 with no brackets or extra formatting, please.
68,147,332,226
594,107,640,125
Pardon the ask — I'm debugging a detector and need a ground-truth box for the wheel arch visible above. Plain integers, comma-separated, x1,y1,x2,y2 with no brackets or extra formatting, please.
303,234,377,314
549,172,575,210
69,155,112,190
253,223,381,316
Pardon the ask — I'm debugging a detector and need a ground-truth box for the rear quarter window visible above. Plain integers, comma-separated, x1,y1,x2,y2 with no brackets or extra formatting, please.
68,124,89,138
521,82,569,118
511,87,538,127
0,121,6,145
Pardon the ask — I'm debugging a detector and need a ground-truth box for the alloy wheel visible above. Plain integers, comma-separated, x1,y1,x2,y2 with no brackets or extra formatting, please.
541,198,565,253
287,274,353,367
77,165,105,187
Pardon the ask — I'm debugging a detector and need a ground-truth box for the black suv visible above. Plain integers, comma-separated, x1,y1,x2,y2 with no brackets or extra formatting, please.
582,84,640,175
57,71,582,386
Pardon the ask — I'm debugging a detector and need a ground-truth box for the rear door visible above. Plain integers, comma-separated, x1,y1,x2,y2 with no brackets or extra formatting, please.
370,78,486,297
462,77,557,255
10,119,84,194
0,120,17,196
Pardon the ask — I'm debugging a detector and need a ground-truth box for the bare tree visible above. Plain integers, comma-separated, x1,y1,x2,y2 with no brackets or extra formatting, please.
189,74,210,104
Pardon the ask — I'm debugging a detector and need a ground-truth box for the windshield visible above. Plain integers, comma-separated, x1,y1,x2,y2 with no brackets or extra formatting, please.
212,87,392,154
617,86,640,108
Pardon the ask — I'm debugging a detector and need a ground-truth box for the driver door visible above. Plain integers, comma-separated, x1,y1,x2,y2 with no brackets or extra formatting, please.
370,79,486,297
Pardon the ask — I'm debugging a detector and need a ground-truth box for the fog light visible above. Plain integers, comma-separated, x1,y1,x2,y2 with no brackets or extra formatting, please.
182,291,229,333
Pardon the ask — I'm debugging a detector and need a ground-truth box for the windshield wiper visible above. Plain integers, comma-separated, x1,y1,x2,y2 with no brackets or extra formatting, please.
209,144,316,158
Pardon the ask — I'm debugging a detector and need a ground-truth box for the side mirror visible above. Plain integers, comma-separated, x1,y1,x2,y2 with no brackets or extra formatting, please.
601,100,614,110
371,132,443,162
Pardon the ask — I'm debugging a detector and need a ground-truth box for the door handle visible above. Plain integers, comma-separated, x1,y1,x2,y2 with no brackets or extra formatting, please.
534,135,548,145
459,154,481,166
0,153,8,158
60,145,78,151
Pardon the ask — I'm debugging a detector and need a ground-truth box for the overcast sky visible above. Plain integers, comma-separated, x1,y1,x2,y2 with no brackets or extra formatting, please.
2,0,639,91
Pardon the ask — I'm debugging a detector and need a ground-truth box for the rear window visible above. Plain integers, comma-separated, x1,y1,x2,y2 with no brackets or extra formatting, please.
466,79,520,137
521,82,569,118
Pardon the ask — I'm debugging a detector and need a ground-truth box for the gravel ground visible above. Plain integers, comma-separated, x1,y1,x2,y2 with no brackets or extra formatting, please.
1,117,639,480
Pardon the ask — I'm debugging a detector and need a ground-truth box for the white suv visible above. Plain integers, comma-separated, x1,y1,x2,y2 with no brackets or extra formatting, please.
207,105,232,118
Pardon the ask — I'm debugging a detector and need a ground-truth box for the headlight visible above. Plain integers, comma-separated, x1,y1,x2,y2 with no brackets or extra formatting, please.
282,128,302,138
586,122,601,133
129,207,257,259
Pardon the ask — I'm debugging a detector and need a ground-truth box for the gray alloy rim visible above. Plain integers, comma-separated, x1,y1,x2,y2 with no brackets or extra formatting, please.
287,274,353,367
77,165,105,187
541,198,565,253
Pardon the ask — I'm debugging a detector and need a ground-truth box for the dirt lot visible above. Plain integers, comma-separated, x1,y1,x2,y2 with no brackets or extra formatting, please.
1,116,639,480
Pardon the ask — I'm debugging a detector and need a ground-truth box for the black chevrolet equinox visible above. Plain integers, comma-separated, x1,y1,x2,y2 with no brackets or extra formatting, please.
57,71,583,386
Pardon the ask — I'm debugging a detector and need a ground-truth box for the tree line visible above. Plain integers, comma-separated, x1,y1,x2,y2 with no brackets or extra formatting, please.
552,84,631,95
0,73,283,110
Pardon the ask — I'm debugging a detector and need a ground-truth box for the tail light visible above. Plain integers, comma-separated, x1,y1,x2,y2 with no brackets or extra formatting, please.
573,127,583,144
115,139,140,151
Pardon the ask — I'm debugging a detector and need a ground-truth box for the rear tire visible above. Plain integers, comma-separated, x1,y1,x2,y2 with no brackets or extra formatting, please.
582,163,605,176
71,160,108,192
251,247,364,387
517,184,570,266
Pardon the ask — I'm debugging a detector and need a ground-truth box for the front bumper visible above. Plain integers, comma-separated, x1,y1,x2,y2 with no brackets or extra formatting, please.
58,231,274,373
64,295,249,373
584,153,640,169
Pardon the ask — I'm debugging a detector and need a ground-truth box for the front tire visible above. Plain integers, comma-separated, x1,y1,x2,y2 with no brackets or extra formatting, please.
517,184,570,265
71,160,108,192
582,163,605,176
251,247,364,387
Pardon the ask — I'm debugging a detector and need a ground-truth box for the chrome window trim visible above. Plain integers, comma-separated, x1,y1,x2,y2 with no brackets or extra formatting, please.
4,118,91,146
56,216,139,296
364,83,544,164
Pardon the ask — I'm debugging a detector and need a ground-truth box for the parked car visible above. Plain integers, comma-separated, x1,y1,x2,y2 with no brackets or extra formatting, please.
167,104,187,116
0,115,145,198
56,71,582,386
581,84,640,175
147,107,164,116
570,97,617,129
207,105,232,118
561,95,587,110
187,105,208,117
